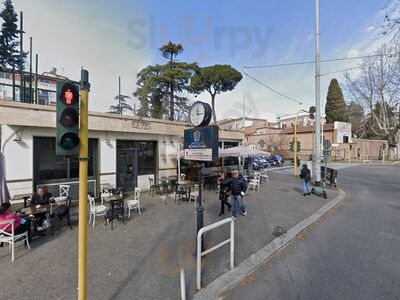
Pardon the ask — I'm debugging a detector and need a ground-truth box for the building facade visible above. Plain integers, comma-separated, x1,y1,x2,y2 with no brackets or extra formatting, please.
0,100,243,198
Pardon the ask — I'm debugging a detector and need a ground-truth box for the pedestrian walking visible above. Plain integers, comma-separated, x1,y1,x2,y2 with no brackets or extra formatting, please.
299,164,311,196
217,172,231,216
221,169,247,220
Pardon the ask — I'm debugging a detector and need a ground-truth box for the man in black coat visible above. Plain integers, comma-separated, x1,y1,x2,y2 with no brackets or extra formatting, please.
221,169,247,220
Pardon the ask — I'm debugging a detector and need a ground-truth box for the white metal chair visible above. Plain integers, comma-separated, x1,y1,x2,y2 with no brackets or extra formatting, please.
126,188,141,218
0,220,30,262
54,184,70,205
180,174,186,182
248,172,261,192
189,184,199,208
88,195,107,227
260,169,269,183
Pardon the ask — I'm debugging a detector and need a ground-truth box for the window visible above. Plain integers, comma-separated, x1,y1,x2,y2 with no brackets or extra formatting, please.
282,124,287,129
137,141,156,174
343,136,349,143
223,141,239,166
34,137,97,184
0,71,11,79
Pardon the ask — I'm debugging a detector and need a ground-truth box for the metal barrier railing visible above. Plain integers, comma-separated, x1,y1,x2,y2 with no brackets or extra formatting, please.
180,268,186,300
197,217,234,290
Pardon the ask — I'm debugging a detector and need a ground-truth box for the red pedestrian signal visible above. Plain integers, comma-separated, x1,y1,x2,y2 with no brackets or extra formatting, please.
56,80,80,156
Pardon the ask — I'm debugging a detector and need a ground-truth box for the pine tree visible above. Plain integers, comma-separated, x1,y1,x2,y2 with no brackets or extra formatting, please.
0,0,25,68
325,78,347,123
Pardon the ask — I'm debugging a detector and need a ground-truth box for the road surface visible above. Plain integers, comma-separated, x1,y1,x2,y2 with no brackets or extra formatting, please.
224,164,400,300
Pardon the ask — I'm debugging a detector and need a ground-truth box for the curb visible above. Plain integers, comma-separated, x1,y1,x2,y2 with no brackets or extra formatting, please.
192,188,346,300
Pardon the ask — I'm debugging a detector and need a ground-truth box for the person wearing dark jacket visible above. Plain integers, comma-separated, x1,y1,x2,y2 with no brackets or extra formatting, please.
30,187,54,206
217,173,231,216
221,169,247,220
30,187,54,229
299,164,311,196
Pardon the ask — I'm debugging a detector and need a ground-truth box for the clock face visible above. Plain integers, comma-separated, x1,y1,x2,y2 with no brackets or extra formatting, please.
190,102,210,127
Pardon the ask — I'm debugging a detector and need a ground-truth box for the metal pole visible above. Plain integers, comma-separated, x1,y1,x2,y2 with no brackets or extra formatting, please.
118,76,121,114
242,65,246,129
78,69,90,300
19,11,24,103
12,64,15,101
196,163,204,251
314,0,321,186
294,113,299,176
35,54,38,104
29,37,32,103
180,269,186,300
230,220,234,270
177,143,181,181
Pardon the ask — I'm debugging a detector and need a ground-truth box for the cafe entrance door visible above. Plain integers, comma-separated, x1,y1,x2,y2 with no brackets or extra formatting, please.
116,149,137,192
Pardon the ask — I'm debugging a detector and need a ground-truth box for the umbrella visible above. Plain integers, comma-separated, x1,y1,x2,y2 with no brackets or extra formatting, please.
0,153,11,205
218,146,271,158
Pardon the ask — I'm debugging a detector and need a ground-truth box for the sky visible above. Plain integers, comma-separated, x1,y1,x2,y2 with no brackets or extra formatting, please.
12,0,392,121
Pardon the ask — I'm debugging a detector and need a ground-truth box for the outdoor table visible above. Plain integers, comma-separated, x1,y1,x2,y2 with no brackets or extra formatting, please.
102,194,123,202
175,181,192,202
21,204,50,216
20,204,51,236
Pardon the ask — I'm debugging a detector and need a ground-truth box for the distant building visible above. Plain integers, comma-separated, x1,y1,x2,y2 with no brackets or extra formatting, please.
277,112,326,129
218,117,268,130
0,66,64,105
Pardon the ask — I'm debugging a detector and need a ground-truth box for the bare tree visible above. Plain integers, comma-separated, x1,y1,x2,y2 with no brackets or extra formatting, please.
345,44,400,159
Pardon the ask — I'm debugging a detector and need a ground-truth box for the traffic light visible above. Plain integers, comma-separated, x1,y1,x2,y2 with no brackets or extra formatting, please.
289,140,294,152
56,80,80,156
309,106,316,120
297,141,301,152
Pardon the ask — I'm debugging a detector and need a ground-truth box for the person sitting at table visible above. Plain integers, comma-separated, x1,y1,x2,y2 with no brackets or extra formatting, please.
0,202,31,242
31,186,54,206
30,187,54,230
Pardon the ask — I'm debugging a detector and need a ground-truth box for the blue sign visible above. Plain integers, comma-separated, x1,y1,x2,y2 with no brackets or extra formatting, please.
184,125,219,161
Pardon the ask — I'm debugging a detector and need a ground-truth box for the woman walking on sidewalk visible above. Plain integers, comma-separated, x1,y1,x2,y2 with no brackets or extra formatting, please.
217,172,231,216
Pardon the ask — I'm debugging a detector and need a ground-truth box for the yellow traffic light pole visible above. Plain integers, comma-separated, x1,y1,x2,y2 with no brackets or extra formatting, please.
78,69,90,300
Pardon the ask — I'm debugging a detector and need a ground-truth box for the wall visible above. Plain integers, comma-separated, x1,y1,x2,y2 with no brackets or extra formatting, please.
0,100,244,197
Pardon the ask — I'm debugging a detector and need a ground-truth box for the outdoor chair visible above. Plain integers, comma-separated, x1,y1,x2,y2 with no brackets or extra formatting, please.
160,177,169,194
50,197,73,235
260,169,269,183
0,220,31,262
248,172,261,192
188,184,199,208
149,177,160,197
180,174,186,182
54,184,70,205
105,199,125,230
126,187,141,218
88,195,107,227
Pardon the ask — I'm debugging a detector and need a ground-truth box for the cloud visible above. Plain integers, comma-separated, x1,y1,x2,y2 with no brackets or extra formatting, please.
347,49,359,58
366,25,375,32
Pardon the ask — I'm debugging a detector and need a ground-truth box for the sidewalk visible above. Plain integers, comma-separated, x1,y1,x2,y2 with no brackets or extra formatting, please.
0,173,338,300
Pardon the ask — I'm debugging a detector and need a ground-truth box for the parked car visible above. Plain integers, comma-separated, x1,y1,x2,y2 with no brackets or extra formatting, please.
271,155,284,167
254,157,269,168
